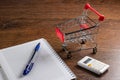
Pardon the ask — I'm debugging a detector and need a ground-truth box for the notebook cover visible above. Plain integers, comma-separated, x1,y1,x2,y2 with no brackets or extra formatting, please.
0,38,76,80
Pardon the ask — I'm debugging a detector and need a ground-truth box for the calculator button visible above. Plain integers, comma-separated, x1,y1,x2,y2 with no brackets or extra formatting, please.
88,64,92,67
91,60,106,70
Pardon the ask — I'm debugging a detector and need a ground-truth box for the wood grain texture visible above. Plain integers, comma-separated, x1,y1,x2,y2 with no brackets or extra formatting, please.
0,0,120,80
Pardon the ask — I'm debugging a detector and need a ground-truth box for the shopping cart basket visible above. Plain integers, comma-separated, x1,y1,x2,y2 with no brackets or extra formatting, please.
55,3,104,58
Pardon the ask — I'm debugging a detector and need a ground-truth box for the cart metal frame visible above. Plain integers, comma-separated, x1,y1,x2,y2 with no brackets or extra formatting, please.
55,3,104,58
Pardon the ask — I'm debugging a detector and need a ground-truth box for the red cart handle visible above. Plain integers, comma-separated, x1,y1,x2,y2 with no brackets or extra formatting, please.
84,3,104,21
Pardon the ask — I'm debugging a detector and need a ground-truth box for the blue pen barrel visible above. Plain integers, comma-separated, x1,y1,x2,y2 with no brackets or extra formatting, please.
23,63,34,75
22,43,40,76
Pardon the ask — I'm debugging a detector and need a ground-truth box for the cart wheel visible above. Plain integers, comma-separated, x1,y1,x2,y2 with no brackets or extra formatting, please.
93,47,97,54
81,39,86,44
62,48,65,51
67,52,72,59
62,44,67,51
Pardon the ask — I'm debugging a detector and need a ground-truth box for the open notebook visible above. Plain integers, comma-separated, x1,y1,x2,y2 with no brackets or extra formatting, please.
0,38,76,80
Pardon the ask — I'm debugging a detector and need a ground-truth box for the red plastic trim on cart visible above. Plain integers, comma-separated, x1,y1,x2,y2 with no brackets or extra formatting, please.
84,3,104,21
80,24,89,29
55,27,64,42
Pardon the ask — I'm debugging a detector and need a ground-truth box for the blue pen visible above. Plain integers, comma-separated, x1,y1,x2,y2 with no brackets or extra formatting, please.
22,43,40,76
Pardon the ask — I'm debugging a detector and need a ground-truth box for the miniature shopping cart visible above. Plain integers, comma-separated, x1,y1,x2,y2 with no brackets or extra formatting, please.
55,3,104,58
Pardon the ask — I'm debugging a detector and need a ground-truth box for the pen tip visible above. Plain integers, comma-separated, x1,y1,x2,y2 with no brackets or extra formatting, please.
35,43,40,51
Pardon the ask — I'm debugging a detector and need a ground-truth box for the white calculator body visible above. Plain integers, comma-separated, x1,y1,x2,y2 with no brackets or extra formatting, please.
77,56,109,75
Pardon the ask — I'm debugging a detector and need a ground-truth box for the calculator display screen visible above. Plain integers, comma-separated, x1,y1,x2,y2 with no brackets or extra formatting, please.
83,58,92,64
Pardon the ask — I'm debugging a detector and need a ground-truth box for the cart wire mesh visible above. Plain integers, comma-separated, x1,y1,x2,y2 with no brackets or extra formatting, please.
55,3,104,58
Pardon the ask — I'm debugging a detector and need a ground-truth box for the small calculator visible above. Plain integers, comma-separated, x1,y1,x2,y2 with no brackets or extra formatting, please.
77,56,109,75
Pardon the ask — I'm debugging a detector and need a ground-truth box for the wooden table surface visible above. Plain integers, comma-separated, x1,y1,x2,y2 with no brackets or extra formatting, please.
0,0,120,80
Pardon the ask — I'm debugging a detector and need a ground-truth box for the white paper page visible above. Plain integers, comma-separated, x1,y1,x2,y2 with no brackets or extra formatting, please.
0,54,16,80
0,38,76,80
0,68,4,80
